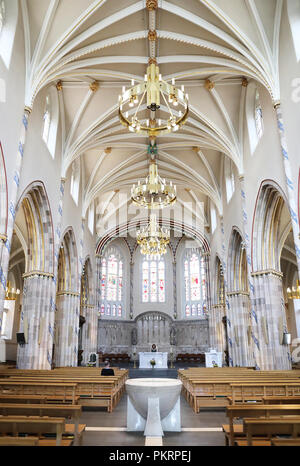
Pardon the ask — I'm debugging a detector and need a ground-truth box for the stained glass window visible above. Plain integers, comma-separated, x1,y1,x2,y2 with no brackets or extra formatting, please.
142,258,165,303
184,250,207,318
100,247,124,318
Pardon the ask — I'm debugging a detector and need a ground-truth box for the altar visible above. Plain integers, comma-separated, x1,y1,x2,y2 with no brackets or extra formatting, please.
139,352,168,369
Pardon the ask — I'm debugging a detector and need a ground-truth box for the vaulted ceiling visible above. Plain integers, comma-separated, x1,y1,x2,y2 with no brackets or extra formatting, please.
22,0,284,238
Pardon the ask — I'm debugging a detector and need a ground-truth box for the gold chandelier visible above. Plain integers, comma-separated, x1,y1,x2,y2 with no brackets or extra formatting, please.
287,281,300,300
118,63,189,137
5,281,20,300
131,158,176,209
136,214,170,258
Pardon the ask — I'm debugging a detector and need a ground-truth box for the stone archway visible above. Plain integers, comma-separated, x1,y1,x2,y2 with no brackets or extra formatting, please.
15,182,55,370
54,227,80,367
251,182,293,369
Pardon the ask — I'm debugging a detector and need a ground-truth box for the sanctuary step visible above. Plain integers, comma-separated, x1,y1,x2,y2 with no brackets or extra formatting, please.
128,368,178,379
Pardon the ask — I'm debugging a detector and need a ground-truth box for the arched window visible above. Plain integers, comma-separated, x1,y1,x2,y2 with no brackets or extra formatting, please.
42,95,51,145
70,159,80,205
184,250,207,318
88,203,94,234
287,0,300,62
42,88,59,158
224,157,235,203
100,247,124,317
254,90,264,140
210,203,217,234
0,1,5,35
0,0,18,69
142,258,165,303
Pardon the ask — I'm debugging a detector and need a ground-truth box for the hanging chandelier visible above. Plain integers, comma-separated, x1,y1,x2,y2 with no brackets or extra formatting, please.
5,281,20,300
131,158,176,209
118,63,189,137
287,281,300,300
136,214,170,259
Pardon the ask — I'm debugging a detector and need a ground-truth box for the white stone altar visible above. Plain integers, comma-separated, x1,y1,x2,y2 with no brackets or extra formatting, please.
205,349,223,367
126,378,182,436
139,352,168,368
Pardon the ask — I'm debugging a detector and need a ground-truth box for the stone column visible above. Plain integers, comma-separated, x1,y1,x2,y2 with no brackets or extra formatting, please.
55,291,80,367
227,291,252,367
0,108,31,317
81,304,98,365
130,259,134,319
95,255,102,315
252,270,291,370
239,175,259,368
210,305,226,353
274,104,300,278
17,271,55,369
220,216,234,366
172,260,177,319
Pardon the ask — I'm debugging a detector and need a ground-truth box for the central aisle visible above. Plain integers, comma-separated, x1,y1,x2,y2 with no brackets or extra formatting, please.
79,395,226,446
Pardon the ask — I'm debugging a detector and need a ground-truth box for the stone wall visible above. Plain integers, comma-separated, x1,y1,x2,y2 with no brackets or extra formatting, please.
97,313,210,356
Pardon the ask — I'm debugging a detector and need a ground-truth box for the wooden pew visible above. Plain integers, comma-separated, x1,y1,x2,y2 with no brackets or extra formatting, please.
0,381,77,404
230,383,300,404
0,415,66,446
271,438,300,446
187,380,300,412
0,436,39,446
0,394,80,404
2,376,123,412
0,404,83,445
262,396,300,405
243,417,300,446
224,404,300,446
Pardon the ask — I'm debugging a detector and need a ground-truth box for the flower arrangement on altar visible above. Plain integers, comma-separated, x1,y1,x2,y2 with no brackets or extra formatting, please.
150,359,156,367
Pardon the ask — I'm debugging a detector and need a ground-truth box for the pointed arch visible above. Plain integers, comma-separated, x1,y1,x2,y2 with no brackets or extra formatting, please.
16,181,54,274
227,227,248,292
252,181,291,272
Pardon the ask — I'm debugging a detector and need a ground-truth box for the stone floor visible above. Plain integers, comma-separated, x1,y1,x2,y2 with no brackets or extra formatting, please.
79,394,227,447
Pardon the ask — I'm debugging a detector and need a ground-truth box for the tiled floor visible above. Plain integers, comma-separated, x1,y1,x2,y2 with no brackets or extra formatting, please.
79,395,227,446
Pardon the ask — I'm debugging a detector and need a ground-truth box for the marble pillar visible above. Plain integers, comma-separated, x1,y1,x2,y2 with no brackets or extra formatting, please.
55,292,80,367
227,291,252,367
252,270,291,370
17,272,55,370
0,109,31,318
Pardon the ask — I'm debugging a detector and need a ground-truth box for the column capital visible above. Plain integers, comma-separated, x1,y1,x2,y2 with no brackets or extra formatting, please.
22,271,54,279
56,291,80,297
251,269,283,279
241,78,248,87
